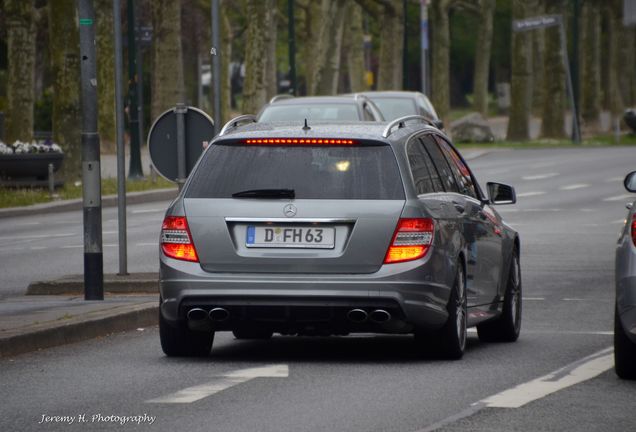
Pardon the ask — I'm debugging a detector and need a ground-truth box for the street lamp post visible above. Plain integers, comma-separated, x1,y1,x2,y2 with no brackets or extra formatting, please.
77,0,104,300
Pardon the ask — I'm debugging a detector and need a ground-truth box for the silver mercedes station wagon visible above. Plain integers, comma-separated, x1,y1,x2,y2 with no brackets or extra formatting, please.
158,117,521,359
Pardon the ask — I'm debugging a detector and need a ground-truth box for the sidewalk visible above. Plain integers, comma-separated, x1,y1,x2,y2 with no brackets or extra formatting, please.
0,293,158,358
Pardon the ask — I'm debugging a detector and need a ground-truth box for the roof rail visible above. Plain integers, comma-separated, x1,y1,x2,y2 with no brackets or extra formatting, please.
219,115,258,136
269,94,295,104
381,115,435,138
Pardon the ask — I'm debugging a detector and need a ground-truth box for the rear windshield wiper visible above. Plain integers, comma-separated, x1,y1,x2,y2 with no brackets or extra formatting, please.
231,188,295,199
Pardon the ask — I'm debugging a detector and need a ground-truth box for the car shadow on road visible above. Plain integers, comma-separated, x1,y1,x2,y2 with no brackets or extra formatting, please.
202,334,488,364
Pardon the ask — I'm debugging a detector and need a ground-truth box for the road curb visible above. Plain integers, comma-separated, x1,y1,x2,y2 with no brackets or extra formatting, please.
0,302,158,358
27,273,158,295
0,188,177,219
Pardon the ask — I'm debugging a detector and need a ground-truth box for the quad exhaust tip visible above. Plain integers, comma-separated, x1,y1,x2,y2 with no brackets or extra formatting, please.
347,309,368,323
187,308,208,322
209,307,230,322
369,309,391,323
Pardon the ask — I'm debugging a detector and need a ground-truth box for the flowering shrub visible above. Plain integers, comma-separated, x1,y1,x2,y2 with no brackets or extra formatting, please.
0,140,63,155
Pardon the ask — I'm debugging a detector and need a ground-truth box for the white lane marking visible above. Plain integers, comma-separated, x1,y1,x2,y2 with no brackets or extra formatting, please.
603,194,634,202
132,208,164,214
147,364,288,404
521,173,558,181
412,347,614,432
605,176,623,182
612,219,626,224
559,184,589,191
30,246,47,250
530,162,557,169
522,297,545,301
579,208,596,212
0,232,75,241
477,347,613,409
61,245,83,249
523,330,613,336
516,191,546,198
103,230,118,235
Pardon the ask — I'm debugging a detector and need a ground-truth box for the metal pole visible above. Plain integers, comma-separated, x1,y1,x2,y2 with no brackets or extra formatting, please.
288,0,297,95
175,103,187,191
211,0,221,133
136,34,145,147
77,0,103,300
48,163,55,197
197,54,204,109
127,0,143,178
114,0,128,275
571,0,580,123
420,0,430,95
402,0,408,90
559,17,581,144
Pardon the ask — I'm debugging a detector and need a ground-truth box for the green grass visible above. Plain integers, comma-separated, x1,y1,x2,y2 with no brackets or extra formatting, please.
0,176,176,209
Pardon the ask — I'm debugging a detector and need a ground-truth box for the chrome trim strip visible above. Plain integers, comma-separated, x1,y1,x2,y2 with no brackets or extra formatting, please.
225,217,356,223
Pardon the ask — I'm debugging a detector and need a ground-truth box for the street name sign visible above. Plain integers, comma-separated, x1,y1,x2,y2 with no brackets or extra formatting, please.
512,15,560,32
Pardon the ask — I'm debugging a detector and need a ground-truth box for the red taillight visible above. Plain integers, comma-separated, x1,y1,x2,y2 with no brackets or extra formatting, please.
161,216,199,262
631,214,636,247
244,138,356,145
384,218,434,264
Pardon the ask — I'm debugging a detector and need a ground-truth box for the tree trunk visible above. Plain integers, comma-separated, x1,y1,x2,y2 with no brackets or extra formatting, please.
620,27,636,108
605,0,623,118
580,1,601,128
151,0,184,120
376,0,403,91
530,0,545,116
95,0,116,152
430,0,451,120
4,0,35,144
309,0,347,96
541,0,567,138
298,0,322,95
264,0,278,100
506,0,532,141
472,0,495,116
242,0,269,113
345,2,365,93
220,3,232,123
49,0,81,181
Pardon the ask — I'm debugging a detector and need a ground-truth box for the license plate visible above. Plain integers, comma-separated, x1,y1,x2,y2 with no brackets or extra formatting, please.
246,225,335,249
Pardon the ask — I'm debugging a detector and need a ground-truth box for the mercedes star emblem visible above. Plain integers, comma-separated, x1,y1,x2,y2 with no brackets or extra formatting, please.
283,204,297,218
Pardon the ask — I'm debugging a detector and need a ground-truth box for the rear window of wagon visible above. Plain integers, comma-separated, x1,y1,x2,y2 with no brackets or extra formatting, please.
185,143,405,200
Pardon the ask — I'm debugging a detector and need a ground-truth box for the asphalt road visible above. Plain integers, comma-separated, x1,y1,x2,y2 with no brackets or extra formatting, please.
1,146,636,431
0,200,167,299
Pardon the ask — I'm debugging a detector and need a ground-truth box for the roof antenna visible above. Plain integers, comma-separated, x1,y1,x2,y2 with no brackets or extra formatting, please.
302,118,311,131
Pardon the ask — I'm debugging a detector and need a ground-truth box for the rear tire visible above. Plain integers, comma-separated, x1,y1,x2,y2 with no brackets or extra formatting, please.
477,251,522,343
159,310,214,357
232,328,274,340
415,265,467,360
614,304,636,380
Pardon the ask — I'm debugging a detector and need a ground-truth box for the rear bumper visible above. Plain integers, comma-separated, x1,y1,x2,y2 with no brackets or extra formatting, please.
160,257,451,333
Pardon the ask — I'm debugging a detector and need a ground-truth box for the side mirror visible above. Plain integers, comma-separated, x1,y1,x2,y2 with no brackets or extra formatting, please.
487,182,516,205
624,171,636,193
